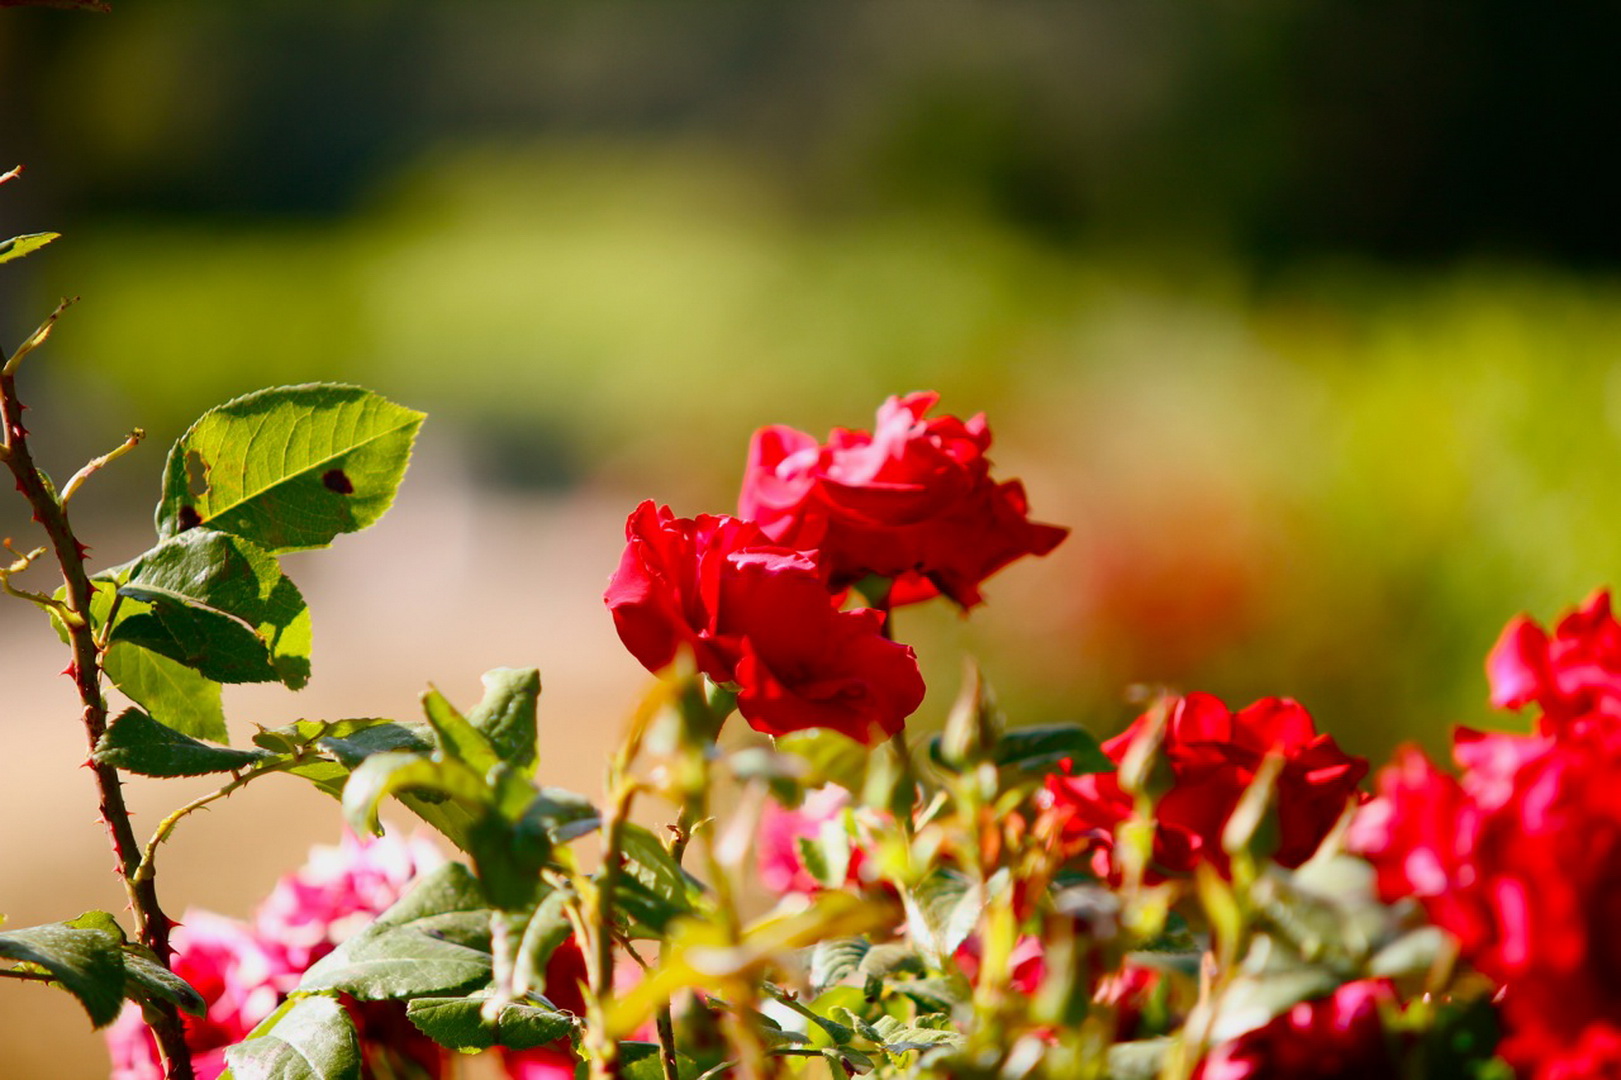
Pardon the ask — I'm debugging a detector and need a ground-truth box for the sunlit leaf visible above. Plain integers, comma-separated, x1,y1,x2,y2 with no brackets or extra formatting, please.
222,994,360,1080
0,232,60,265
156,384,423,553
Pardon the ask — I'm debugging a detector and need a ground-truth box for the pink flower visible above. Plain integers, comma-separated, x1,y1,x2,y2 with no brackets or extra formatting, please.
105,833,446,1080
738,393,1067,608
106,912,282,1080
1195,980,1399,1080
255,830,444,978
757,786,868,896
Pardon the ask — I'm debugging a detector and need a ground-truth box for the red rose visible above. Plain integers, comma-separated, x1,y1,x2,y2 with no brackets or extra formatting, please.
738,392,1068,608
1351,724,1621,1079
1486,588,1621,734
1039,693,1368,880
1194,980,1400,1080
605,502,925,743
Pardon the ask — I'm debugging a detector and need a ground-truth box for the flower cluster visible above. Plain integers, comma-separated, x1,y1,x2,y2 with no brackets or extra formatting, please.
106,833,453,1080
606,394,1066,743
1352,589,1621,1079
1038,692,1367,881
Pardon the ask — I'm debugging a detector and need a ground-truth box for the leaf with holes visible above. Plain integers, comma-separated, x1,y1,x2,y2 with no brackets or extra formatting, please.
155,384,423,553
221,994,360,1080
111,529,311,687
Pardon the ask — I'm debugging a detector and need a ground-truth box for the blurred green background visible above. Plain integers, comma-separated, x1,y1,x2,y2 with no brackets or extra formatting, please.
7,0,1621,766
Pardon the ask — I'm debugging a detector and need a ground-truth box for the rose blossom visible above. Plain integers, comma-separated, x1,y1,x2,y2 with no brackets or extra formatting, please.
1486,588,1621,734
1039,693,1368,880
605,501,925,743
1351,721,1621,1079
106,912,281,1080
738,392,1068,608
1194,980,1400,1080
105,832,447,1080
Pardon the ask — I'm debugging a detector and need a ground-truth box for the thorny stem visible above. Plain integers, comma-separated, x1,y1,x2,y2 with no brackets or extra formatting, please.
0,341,196,1080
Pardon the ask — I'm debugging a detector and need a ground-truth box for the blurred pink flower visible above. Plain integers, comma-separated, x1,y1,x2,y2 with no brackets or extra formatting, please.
104,831,445,1080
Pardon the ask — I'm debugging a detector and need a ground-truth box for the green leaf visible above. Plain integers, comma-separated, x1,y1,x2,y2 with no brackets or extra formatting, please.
104,643,227,742
992,723,1113,776
122,948,207,1018
112,529,311,688
616,1041,703,1080
405,991,575,1051
466,667,541,774
775,730,869,794
0,231,60,265
251,717,407,756
809,938,870,992
156,383,424,554
611,875,688,938
422,687,501,774
619,823,700,915
297,863,493,1000
900,870,983,968
0,913,128,1027
222,994,360,1080
342,752,492,837
93,708,274,777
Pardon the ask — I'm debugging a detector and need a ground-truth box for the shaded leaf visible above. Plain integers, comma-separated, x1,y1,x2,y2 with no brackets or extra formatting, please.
123,948,207,1017
809,938,870,992
993,723,1113,776
113,529,311,687
93,707,274,777
466,667,540,774
405,991,574,1051
901,870,983,968
156,384,424,553
297,864,492,1001
222,994,360,1080
619,823,699,914
0,913,127,1027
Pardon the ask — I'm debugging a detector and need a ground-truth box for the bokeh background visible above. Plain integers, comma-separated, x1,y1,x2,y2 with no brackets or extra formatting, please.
4,2,1621,1075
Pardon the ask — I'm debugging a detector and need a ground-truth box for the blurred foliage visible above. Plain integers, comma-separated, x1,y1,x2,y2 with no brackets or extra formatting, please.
4,0,1621,765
